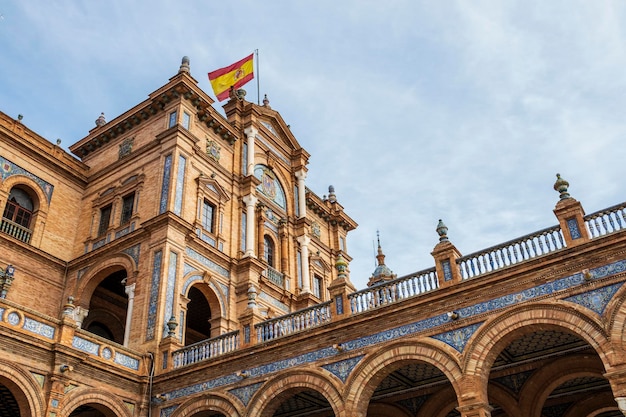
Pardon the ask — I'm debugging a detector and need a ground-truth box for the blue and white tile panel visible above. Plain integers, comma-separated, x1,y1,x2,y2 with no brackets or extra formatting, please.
0,309,55,339
72,336,139,370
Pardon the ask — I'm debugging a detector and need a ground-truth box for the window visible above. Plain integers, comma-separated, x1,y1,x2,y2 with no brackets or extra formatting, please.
98,204,112,236
120,193,135,225
168,111,177,128
3,188,33,228
264,235,275,267
182,112,191,129
313,275,322,298
201,200,215,233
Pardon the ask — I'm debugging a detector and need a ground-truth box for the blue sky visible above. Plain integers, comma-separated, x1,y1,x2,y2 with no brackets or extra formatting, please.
2,1,626,289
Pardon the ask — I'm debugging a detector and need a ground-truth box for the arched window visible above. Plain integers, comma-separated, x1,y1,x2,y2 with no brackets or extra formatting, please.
3,188,33,228
2,187,35,243
264,234,275,267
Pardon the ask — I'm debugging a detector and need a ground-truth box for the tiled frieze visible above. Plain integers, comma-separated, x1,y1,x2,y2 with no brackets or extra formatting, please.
321,355,365,382
229,382,264,406
564,282,623,315
146,250,163,341
431,323,483,352
185,247,230,278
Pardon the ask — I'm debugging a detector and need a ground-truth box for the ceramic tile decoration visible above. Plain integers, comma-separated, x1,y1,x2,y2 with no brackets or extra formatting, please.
564,283,623,315
0,156,54,203
321,355,364,382
185,247,230,278
146,250,163,341
229,382,264,406
159,155,172,214
23,317,55,339
431,323,483,352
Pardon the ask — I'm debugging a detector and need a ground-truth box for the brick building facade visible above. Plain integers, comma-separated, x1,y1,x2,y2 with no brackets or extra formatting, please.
2,58,626,417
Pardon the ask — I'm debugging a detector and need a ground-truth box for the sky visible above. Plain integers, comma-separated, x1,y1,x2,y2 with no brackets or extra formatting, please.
1,1,626,290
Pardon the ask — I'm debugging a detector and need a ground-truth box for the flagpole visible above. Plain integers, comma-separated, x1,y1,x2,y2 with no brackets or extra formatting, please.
255,49,260,105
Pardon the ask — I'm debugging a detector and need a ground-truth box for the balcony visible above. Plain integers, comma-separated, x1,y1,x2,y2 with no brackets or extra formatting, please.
0,218,31,243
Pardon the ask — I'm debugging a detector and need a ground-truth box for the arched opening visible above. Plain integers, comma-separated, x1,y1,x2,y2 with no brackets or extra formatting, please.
69,403,116,417
269,388,334,417
264,234,275,267
83,269,128,345
487,329,619,416
187,413,226,417
367,362,456,416
0,378,24,417
1,186,37,243
185,286,212,345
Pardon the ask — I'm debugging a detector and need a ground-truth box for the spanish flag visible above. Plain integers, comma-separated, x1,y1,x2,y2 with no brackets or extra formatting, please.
208,54,254,101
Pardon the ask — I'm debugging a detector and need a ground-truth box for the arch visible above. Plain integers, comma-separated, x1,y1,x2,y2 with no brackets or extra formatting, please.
58,387,132,417
0,359,45,417
486,382,522,417
74,254,137,308
253,164,286,211
344,339,462,417
518,354,607,417
562,392,620,417
604,280,626,354
171,392,244,417
463,303,613,387
247,368,344,417
0,175,48,211
181,272,227,317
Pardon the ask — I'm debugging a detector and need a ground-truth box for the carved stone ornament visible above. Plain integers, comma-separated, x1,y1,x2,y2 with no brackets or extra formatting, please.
206,139,221,162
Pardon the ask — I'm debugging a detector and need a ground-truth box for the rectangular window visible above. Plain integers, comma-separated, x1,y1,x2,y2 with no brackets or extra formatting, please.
168,111,177,128
202,200,215,233
242,142,248,176
182,112,190,129
313,275,322,298
294,185,299,217
339,236,346,252
120,193,135,225
98,204,112,236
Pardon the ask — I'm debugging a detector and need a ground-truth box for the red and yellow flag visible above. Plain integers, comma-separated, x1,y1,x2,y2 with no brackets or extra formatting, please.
208,54,254,101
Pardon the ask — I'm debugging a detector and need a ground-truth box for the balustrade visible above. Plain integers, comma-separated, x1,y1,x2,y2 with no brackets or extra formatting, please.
584,202,626,238
172,330,239,368
255,302,332,343
0,219,32,243
262,266,285,288
457,225,565,279
348,268,438,314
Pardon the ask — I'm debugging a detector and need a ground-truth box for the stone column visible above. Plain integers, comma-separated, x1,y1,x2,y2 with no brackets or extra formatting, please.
123,283,136,347
615,397,626,416
295,169,307,218
244,126,257,176
297,235,311,293
243,194,257,258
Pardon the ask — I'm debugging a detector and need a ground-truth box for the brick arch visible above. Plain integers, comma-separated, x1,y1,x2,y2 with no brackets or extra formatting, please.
0,174,49,210
0,359,45,417
486,382,523,417
171,392,244,417
418,386,458,417
603,279,626,356
518,354,607,417
462,302,611,400
246,368,344,417
344,339,462,417
58,387,132,417
74,253,136,308
181,271,227,317
562,392,620,417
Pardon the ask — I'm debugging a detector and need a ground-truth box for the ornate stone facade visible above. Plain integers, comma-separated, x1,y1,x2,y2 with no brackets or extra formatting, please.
1,58,626,417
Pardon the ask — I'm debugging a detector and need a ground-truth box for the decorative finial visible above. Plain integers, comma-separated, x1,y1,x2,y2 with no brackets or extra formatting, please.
56,138,62,145
328,185,336,203
166,315,178,337
179,56,190,73
553,173,570,200
262,94,271,108
17,114,23,121
236,89,247,100
335,253,348,277
436,219,449,242
95,112,106,127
